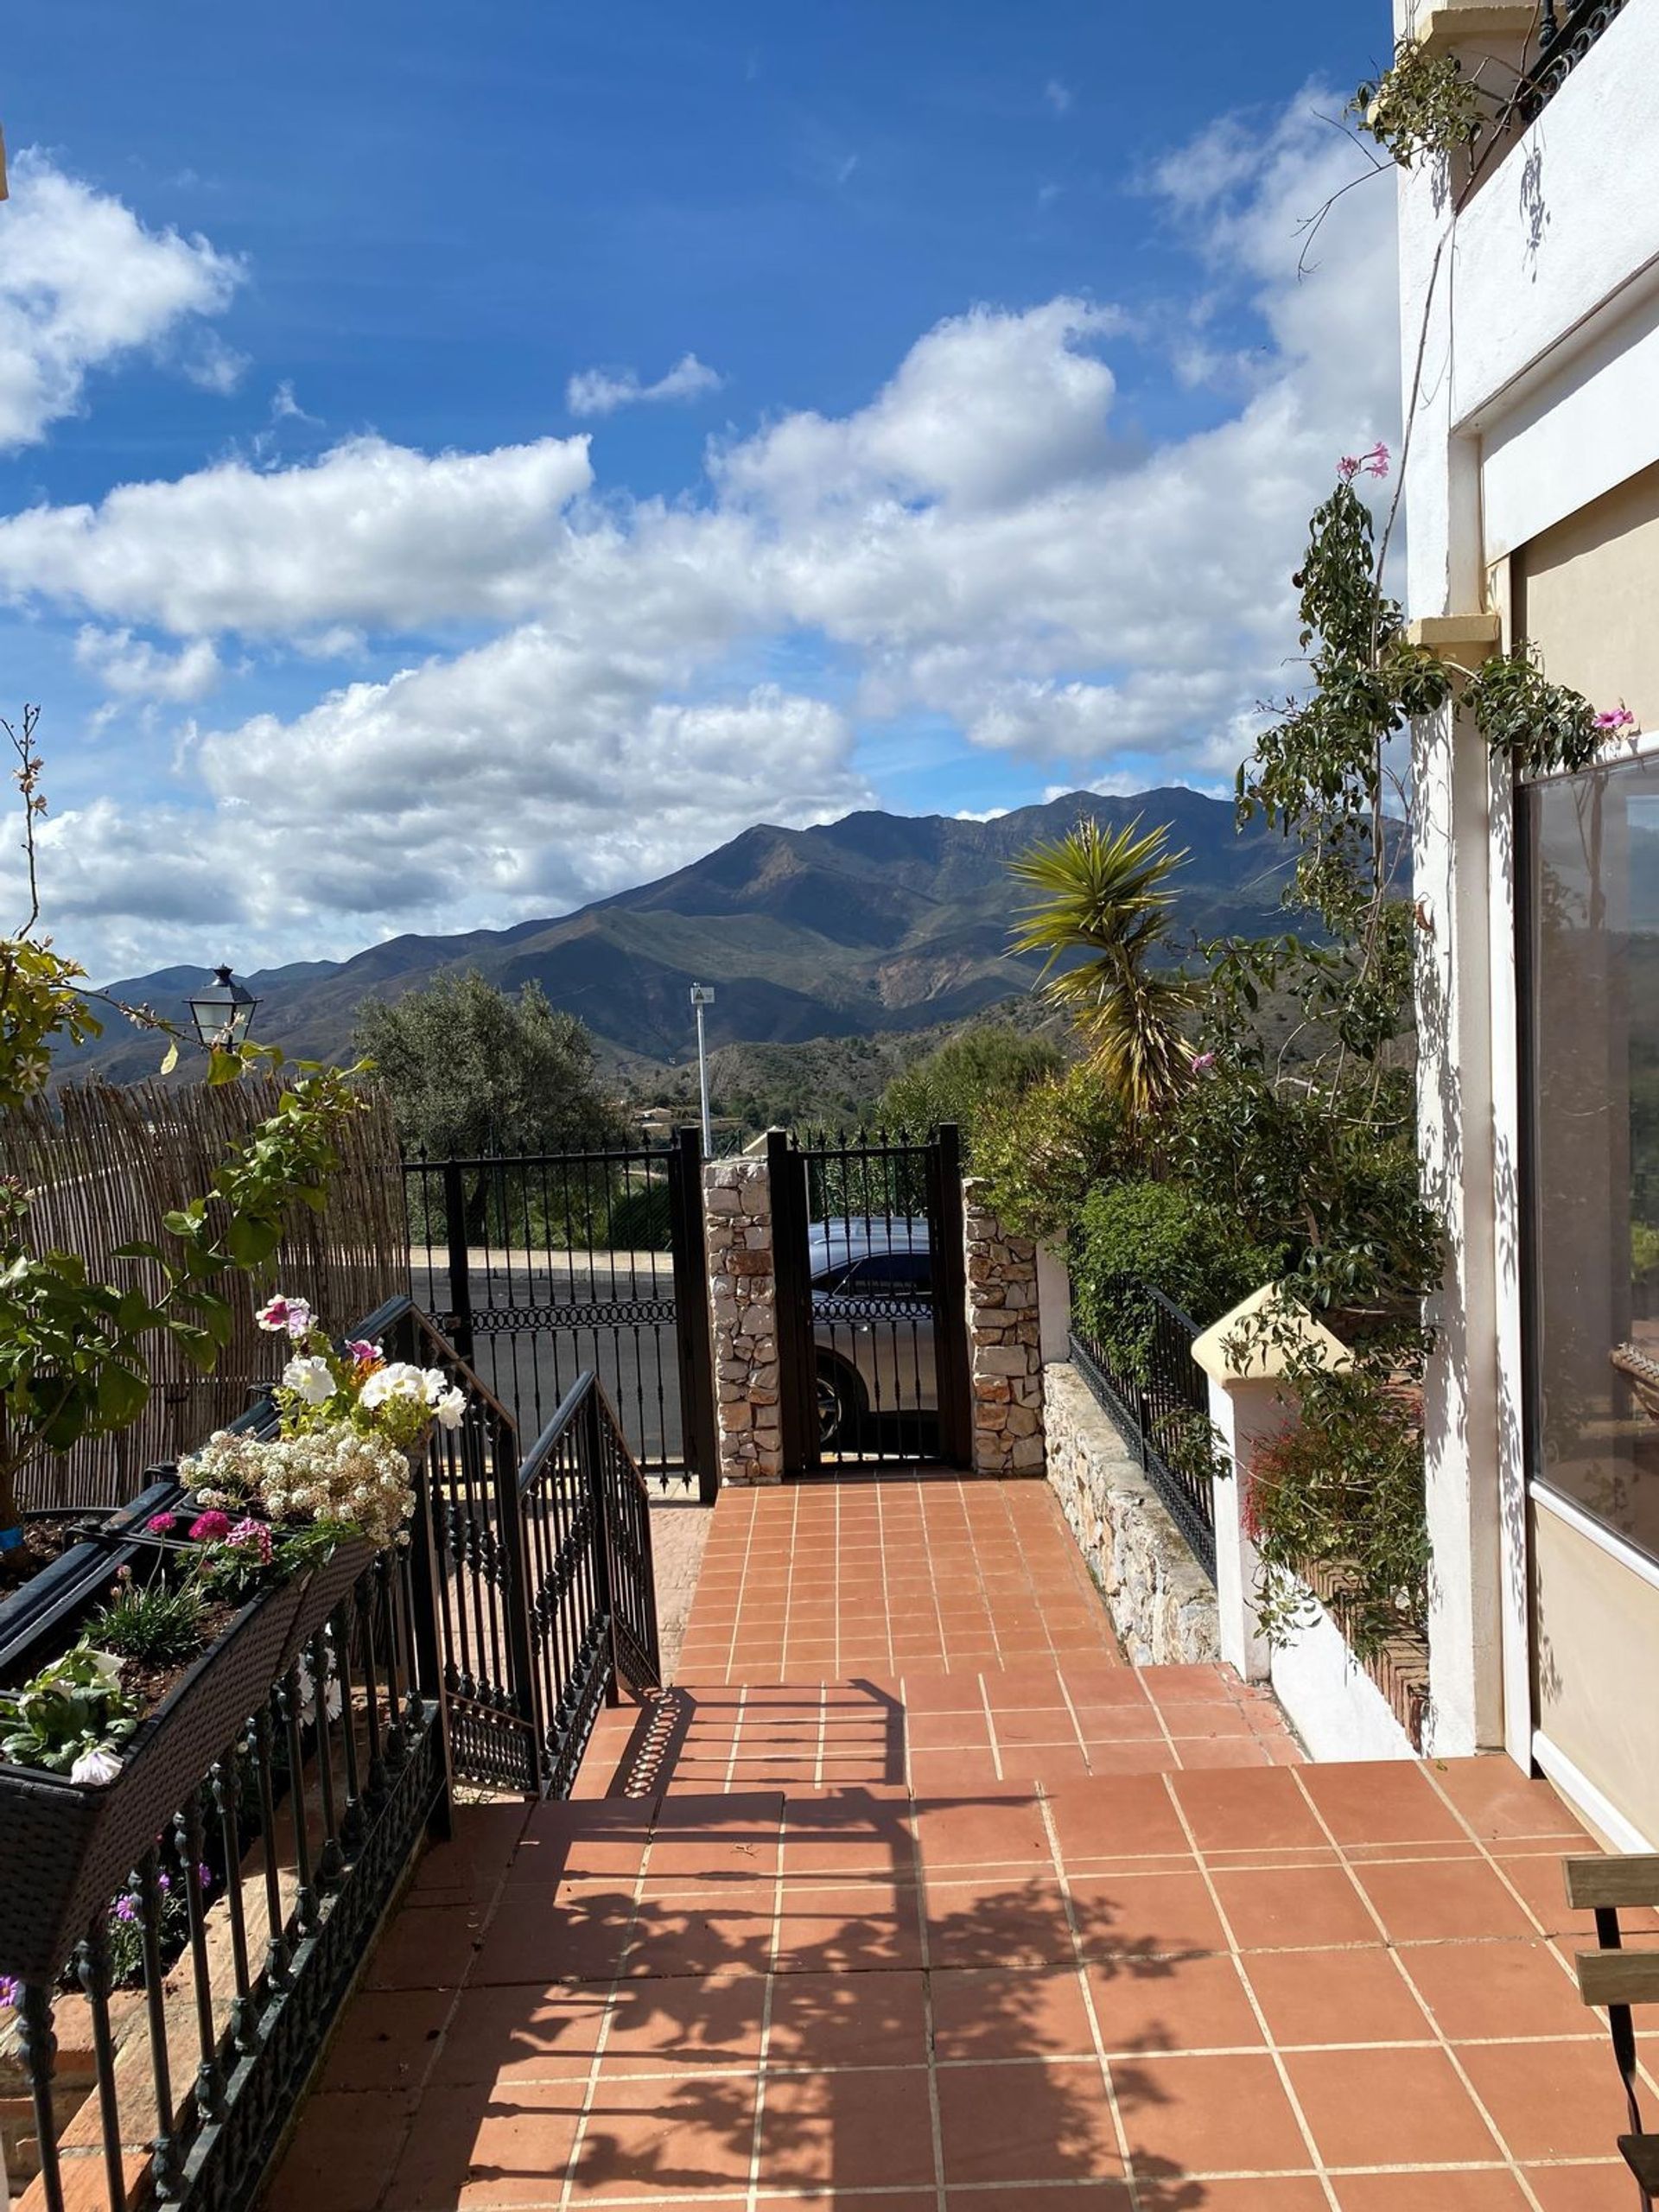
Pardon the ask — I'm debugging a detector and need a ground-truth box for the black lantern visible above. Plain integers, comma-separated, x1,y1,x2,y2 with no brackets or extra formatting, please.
187,964,258,1052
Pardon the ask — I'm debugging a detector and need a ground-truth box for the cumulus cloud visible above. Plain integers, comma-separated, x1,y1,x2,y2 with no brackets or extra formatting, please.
7,89,1399,976
0,150,243,449
0,432,594,634
566,352,725,418
73,626,221,702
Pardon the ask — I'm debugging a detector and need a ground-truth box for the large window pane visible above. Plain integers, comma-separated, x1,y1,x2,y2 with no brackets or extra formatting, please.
1525,757,1659,1561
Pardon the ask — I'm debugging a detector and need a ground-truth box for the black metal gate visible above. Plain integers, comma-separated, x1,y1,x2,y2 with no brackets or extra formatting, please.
405,1127,717,1499
769,1124,973,1474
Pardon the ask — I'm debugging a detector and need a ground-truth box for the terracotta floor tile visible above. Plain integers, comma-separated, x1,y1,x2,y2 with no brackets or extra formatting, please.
909,1746,1004,1792
474,1884,635,1986
1407,1936,1592,2042
998,1743,1093,1784
765,1967,930,2068
1136,2185,1328,2212
944,2189,1132,2212
982,1663,1069,1709
995,1706,1079,1745
1286,2044,1503,2166
623,1885,777,1979
1071,1702,1167,1743
568,2069,758,2198
929,1962,1095,2060
1114,2050,1312,2175
365,1901,490,1991
1171,1736,1276,1770
1355,1857,1538,1945
1522,2162,1649,2210
1458,2037,1640,2161
1142,1663,1244,1705
1160,1700,1257,1740
389,2082,582,2208
594,1972,766,2069
925,1873,1077,1968
773,1882,924,1973
1428,1758,1590,1845
1067,1869,1230,1959
1166,1766,1328,1853
908,1710,993,1750
1047,1773,1189,1862
1211,1864,1378,1950
1082,1739,1183,1776
1086,1948,1266,2055
430,1985,609,2086
1334,2174,1535,2210
264,2088,418,2212
321,1987,453,2091
1298,1760,1468,1846
1241,1943,1429,2047
936,2057,1123,2184
412,1803,532,1900
756,2063,938,2191
915,1789,1053,1868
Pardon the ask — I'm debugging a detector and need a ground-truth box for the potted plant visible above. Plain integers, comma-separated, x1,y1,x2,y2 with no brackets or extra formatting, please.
0,1294,464,1984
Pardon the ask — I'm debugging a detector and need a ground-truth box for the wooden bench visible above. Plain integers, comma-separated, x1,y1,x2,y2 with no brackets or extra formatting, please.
1566,1853,1659,2206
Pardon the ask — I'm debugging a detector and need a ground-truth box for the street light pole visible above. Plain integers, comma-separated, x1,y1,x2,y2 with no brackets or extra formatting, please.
690,984,715,1154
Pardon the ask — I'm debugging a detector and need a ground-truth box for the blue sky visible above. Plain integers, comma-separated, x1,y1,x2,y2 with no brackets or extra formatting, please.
1,2,1399,980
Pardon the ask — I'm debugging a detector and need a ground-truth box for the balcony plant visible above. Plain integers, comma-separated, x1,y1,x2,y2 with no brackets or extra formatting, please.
0,1299,461,1982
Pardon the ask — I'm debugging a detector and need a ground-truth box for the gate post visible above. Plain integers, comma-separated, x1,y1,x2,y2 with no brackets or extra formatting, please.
441,1157,476,1365
671,1127,720,1503
929,1124,974,1471
766,1128,816,1478
584,1389,621,1707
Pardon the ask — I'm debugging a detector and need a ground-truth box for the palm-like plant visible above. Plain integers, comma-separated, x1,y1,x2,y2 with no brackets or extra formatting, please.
1009,816,1201,1122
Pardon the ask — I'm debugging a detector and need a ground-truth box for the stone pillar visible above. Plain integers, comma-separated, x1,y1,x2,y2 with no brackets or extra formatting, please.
963,1179,1046,1477
702,1154,783,1486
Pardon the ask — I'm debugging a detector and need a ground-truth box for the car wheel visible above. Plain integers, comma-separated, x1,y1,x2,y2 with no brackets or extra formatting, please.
817,1361,858,1452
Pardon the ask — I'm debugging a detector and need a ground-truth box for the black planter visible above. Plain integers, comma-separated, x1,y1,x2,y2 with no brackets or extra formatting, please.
0,1529,376,1984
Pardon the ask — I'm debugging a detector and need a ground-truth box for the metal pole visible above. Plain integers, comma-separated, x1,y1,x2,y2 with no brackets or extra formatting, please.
690,983,715,1154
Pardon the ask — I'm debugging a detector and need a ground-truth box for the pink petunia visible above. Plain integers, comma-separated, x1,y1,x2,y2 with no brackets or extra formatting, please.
1594,707,1637,733
346,1339,383,1368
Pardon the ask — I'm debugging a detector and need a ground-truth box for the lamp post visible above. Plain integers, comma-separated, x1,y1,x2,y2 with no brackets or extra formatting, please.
186,965,259,1054
690,984,715,1154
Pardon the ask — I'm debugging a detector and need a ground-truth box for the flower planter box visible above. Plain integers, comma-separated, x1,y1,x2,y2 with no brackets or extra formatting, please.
0,1527,374,1985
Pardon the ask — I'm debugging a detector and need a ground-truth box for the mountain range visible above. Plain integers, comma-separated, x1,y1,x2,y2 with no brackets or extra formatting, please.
67,788,1295,1084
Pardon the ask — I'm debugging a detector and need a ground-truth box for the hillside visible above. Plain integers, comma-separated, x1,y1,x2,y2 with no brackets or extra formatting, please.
65,788,1294,1084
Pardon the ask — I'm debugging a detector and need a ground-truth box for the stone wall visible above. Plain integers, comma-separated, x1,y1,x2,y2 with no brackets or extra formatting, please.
703,1156,782,1486
963,1179,1046,1477
1044,1361,1219,1664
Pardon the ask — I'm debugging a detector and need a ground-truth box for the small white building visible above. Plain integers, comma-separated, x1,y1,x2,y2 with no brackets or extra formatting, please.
1398,0,1659,1844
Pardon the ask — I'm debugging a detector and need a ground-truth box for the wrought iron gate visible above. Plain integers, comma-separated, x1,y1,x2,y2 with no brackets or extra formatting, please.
405,1127,717,1499
769,1124,973,1475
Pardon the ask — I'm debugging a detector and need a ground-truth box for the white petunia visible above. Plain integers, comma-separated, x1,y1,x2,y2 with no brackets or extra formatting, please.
434,1387,467,1431
71,1745,123,1786
283,1354,336,1407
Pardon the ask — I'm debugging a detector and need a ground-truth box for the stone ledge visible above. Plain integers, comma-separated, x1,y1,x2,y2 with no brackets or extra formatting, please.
1044,1363,1218,1667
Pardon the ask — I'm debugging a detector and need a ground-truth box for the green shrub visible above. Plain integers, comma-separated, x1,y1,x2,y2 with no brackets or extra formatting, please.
975,1062,1132,1244
1071,1177,1286,1376
87,1569,207,1667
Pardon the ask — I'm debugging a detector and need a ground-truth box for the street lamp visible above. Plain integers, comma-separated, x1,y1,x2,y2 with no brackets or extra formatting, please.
690,984,715,1154
187,964,259,1053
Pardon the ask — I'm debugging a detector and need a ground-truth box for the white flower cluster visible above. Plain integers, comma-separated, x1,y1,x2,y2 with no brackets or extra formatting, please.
183,1422,416,1550
359,1362,467,1430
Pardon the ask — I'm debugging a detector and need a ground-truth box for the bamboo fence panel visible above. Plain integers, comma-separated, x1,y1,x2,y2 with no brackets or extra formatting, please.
0,1078,407,1510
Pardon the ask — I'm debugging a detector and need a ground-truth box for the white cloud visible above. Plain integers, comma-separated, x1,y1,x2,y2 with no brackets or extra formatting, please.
73,626,222,702
0,432,594,634
1045,79,1073,116
566,352,725,419
0,150,243,449
5,89,1400,976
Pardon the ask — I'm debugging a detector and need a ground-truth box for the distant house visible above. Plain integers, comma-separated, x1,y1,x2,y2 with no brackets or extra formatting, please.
1400,0,1659,1842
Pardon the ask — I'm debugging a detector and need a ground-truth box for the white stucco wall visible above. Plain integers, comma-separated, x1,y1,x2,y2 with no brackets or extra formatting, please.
1397,0,1659,1770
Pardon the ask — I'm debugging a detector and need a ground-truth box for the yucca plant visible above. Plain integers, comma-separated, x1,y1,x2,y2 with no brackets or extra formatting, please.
1008,817,1201,1122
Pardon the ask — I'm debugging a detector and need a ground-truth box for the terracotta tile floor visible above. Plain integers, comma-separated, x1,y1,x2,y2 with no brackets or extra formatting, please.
264,1479,1647,2209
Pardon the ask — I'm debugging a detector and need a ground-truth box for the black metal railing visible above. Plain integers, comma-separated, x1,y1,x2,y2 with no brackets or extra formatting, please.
403,1134,716,1496
1519,0,1629,122
0,1295,664,2212
1071,1278,1217,1581
517,1375,663,1799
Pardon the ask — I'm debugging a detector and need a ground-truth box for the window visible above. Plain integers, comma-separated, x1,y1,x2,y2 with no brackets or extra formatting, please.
1524,755,1659,1561
843,1252,932,1297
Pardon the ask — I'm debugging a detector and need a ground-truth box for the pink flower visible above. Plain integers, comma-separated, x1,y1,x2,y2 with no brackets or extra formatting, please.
1337,455,1361,482
1338,442,1389,483
1594,707,1637,733
255,1294,314,1340
227,1518,273,1565
189,1510,232,1543
1191,1051,1217,1076
146,1512,177,1535
346,1339,382,1369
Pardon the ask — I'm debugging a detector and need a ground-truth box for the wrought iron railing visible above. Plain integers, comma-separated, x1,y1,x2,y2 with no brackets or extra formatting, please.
1070,1278,1217,1582
0,1296,663,2212
1518,0,1630,123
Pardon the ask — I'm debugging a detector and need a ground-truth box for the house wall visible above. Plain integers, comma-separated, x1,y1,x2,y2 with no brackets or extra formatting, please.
1514,462,1659,729
1395,0,1659,1779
